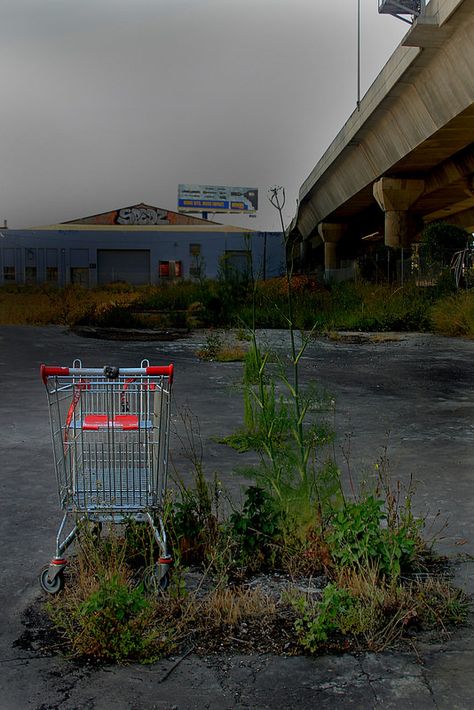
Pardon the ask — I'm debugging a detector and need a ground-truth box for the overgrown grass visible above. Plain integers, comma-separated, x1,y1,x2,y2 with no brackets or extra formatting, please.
430,290,474,338
2,279,473,337
0,284,140,326
291,566,469,653
43,461,469,663
46,520,183,662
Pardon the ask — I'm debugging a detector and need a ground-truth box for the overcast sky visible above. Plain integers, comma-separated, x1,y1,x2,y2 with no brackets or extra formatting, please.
0,0,407,230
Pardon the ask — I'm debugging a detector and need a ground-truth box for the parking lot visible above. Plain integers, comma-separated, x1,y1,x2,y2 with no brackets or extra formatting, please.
1,325,473,709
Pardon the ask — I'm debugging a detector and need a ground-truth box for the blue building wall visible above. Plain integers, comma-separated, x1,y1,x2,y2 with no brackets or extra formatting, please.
0,228,285,286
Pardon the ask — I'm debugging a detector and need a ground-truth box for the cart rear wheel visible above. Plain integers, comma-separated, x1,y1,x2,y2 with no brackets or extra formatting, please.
39,565,65,594
143,565,169,593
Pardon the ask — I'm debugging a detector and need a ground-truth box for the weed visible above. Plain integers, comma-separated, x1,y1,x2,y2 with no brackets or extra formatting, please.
326,496,421,579
46,523,180,662
186,301,206,328
291,564,470,654
229,486,282,570
412,576,470,627
196,332,223,360
293,583,356,651
196,331,247,361
1,276,469,335
198,585,276,629
75,575,150,661
170,408,224,566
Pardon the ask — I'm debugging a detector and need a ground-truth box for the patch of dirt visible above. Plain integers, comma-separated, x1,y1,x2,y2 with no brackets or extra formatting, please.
185,570,328,656
13,596,68,658
71,326,190,341
326,332,403,344
192,606,300,656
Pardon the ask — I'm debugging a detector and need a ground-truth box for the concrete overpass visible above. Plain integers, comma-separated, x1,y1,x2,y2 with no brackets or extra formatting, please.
291,0,474,274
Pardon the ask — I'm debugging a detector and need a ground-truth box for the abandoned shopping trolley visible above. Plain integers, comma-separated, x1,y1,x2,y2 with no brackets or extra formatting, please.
39,359,174,594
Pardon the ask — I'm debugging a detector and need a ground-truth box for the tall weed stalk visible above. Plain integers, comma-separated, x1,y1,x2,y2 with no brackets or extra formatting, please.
235,187,341,534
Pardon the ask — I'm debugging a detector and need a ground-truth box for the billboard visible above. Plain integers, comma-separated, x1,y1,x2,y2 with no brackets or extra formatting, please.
178,184,258,213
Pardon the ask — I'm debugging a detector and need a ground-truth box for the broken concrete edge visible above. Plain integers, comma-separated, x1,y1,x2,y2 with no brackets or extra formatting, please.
70,326,191,341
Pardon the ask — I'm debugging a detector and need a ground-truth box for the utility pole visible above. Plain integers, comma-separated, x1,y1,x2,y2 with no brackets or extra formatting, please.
357,0,361,111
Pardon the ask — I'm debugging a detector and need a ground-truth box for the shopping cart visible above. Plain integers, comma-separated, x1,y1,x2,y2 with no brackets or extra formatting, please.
39,359,174,594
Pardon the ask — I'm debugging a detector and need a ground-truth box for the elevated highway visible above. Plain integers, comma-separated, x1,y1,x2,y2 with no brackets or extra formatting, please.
291,0,474,272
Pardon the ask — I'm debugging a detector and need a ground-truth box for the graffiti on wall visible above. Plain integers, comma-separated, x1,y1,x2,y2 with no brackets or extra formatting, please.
62,203,212,226
116,207,169,225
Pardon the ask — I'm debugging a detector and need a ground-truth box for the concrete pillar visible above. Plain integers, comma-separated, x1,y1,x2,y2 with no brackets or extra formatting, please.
318,223,346,270
300,238,310,267
373,178,424,248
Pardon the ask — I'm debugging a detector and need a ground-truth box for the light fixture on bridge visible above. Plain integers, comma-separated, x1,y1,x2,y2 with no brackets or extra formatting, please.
362,231,383,242
378,0,425,24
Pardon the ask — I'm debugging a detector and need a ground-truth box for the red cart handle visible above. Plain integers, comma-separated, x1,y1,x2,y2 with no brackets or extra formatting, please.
146,365,174,383
41,365,70,384
41,363,174,384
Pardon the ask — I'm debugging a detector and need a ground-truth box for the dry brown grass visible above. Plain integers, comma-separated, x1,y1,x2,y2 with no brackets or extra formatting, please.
431,290,474,338
196,586,276,628
0,285,138,325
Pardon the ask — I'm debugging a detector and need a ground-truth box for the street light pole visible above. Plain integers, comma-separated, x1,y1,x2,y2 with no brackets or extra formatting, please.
357,0,361,111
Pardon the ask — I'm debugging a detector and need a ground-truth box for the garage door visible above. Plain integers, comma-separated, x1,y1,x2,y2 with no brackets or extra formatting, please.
97,250,150,285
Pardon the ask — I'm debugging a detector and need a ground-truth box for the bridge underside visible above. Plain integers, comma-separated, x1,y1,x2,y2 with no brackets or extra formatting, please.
292,0,474,273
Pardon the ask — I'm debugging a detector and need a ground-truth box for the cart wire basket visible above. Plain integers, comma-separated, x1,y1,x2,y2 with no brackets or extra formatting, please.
39,359,174,594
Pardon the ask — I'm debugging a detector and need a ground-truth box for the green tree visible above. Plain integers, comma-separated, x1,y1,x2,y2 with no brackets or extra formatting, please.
420,222,469,267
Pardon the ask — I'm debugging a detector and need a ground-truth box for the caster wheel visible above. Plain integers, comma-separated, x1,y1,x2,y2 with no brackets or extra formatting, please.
39,565,65,594
143,565,169,593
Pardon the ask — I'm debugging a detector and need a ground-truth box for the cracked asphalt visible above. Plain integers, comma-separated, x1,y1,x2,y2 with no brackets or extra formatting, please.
0,325,473,709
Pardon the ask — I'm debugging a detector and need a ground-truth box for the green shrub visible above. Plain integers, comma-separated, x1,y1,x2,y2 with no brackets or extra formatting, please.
326,496,420,578
420,222,470,267
45,523,177,662
293,583,356,651
76,576,151,661
229,486,282,569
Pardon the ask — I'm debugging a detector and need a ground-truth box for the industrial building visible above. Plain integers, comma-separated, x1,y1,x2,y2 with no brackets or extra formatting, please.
0,203,284,287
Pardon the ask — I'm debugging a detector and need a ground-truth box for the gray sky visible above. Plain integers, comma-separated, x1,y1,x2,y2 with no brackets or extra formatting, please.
1,0,407,230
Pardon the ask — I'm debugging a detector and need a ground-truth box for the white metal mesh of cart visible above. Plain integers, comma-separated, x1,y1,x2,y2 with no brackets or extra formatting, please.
39,360,174,594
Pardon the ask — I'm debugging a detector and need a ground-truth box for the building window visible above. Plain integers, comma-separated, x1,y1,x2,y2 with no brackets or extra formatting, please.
159,261,170,278
159,260,182,279
3,266,15,281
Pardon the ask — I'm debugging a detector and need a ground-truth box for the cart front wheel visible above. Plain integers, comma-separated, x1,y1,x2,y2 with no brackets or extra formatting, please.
39,565,65,594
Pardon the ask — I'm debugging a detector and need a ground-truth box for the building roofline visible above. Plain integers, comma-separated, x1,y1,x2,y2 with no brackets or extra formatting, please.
21,223,255,233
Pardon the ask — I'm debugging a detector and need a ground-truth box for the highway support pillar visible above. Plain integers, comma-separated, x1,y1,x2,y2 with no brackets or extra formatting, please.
373,178,424,248
318,223,346,271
